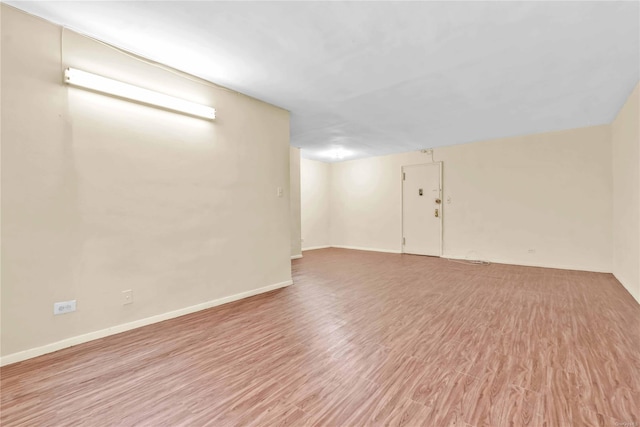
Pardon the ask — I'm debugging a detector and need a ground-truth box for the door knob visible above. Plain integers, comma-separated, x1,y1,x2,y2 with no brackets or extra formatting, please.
435,198,442,204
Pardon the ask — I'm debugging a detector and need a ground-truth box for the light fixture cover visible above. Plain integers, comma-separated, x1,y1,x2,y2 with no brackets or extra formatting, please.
326,148,351,160
64,68,216,120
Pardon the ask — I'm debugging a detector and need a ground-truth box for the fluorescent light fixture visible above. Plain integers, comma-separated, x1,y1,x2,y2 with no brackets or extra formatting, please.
64,68,216,120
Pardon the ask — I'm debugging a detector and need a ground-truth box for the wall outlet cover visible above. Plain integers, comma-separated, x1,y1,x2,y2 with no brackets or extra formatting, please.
54,300,77,315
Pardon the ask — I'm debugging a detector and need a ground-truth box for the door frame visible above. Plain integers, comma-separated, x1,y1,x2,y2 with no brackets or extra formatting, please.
401,162,443,256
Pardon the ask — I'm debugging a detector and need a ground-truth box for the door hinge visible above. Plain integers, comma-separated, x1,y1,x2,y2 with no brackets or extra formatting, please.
403,172,406,181
402,237,406,245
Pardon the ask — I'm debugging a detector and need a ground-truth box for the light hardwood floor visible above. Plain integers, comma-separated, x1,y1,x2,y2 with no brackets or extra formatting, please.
2,248,639,426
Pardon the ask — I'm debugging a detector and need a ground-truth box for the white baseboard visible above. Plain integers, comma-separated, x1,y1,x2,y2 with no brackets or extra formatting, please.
302,245,331,251
0,279,293,367
331,245,402,254
291,254,303,260
444,254,610,273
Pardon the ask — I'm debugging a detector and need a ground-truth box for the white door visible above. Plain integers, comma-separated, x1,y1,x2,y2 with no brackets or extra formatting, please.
402,163,442,256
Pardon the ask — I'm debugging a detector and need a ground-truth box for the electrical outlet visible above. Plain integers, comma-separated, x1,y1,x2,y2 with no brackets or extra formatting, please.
277,187,283,197
122,290,133,305
54,300,76,315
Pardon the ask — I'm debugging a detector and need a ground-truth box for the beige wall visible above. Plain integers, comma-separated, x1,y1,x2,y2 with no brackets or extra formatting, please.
329,125,613,272
300,158,331,250
290,147,302,258
612,84,640,303
1,6,292,360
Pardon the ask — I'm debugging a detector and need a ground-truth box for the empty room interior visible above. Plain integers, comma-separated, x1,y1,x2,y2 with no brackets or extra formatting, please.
1,1,639,426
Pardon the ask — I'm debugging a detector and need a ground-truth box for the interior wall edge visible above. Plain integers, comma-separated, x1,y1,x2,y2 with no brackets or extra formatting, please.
613,273,640,304
300,158,331,249
0,279,293,367
290,147,302,258
301,246,332,251
291,254,303,260
330,245,402,254
317,249,614,274
443,254,611,274
611,82,640,305
298,246,613,273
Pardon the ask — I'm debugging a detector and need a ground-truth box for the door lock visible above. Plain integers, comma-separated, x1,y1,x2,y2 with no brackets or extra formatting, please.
419,189,423,196
435,209,439,218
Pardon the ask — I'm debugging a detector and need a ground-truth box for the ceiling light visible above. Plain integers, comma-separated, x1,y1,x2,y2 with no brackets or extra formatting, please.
327,148,350,160
64,68,216,120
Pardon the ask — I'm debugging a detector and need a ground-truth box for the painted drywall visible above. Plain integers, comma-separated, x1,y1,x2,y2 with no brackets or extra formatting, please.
612,83,640,303
5,2,639,161
1,6,291,360
290,147,302,258
300,158,330,250
329,125,612,272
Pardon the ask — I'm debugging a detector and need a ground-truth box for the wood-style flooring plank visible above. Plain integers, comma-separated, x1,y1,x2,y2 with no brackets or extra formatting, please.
2,248,639,426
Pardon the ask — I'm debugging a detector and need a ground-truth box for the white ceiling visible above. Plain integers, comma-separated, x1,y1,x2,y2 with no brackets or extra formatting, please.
6,1,639,162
